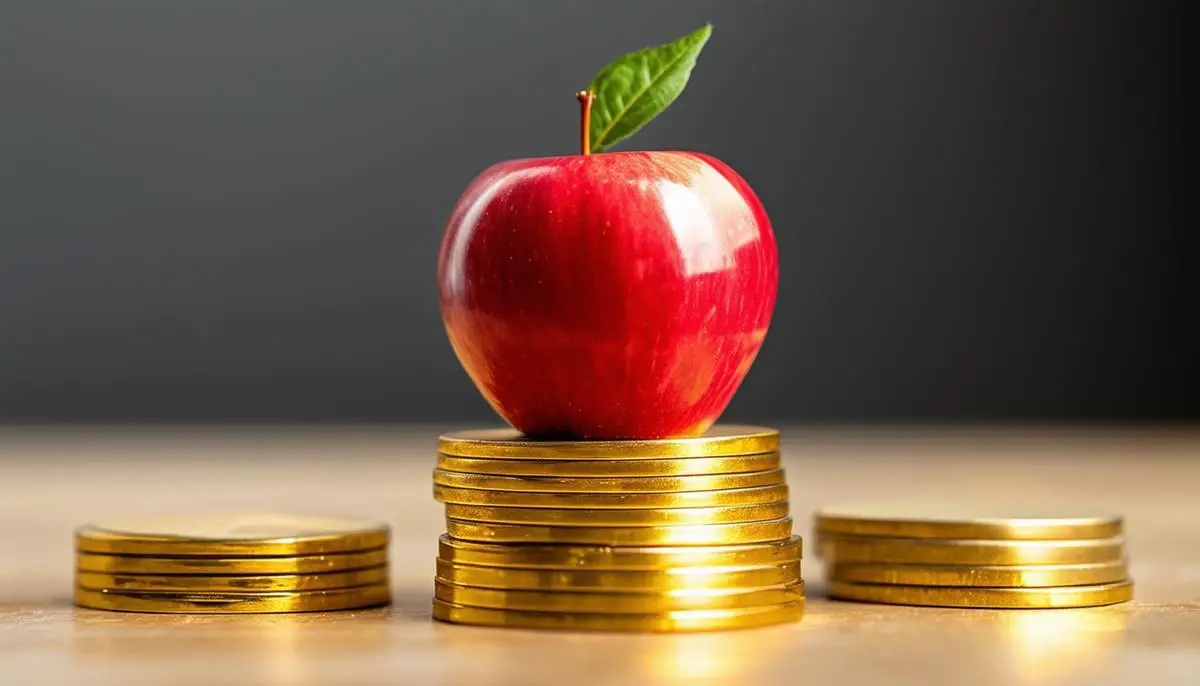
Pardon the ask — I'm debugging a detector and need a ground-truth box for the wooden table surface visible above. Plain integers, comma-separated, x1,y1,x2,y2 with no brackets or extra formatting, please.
1,426,1196,685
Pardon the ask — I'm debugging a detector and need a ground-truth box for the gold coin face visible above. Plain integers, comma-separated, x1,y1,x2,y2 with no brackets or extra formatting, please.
436,453,780,478
438,425,779,459
438,534,803,570
827,560,1128,587
77,566,390,593
446,518,794,546
437,559,800,591
820,534,1124,566
827,580,1133,608
74,583,392,614
434,580,804,613
76,549,389,575
76,512,390,556
433,469,787,494
815,505,1122,540
433,484,789,509
432,598,804,632
442,502,790,527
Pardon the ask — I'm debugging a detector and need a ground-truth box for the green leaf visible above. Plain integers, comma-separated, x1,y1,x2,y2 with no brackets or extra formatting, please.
586,24,712,153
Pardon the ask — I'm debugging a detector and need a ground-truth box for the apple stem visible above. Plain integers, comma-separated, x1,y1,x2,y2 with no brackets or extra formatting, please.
576,90,596,156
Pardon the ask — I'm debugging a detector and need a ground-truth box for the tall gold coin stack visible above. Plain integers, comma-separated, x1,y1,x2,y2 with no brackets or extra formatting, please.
815,506,1133,608
431,426,804,632
74,512,392,613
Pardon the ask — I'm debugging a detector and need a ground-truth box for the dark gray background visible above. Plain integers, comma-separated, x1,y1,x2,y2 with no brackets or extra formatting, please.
0,1,1190,424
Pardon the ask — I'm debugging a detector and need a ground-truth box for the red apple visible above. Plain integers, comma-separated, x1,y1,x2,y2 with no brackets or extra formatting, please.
438,150,778,439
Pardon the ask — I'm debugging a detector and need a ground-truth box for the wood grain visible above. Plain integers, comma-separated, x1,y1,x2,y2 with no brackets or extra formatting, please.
1,426,1196,686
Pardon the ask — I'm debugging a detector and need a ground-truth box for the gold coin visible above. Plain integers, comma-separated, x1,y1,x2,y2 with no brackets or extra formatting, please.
438,425,779,459
77,566,389,593
436,453,779,478
828,560,1128,587
433,468,786,493
74,583,391,614
443,502,790,527
434,484,789,509
827,580,1133,608
435,579,804,614
438,534,802,570
815,505,1122,540
820,534,1124,566
76,512,389,556
437,559,801,591
76,548,389,575
446,517,794,546
432,598,804,632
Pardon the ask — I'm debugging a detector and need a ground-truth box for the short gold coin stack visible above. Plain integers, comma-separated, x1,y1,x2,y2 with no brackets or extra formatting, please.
431,426,804,632
815,506,1133,608
75,512,392,613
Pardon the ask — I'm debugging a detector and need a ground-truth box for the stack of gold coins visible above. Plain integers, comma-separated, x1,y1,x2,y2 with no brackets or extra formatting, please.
75,512,392,613
431,426,804,632
815,506,1133,608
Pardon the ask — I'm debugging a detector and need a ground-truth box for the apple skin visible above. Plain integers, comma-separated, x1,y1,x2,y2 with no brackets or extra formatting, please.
438,150,778,439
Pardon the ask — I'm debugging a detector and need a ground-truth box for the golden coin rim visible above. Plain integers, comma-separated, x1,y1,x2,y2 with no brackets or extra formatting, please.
442,502,791,527
74,583,392,613
437,534,803,570
431,598,804,632
437,558,801,591
827,579,1134,608
76,566,390,593
819,534,1125,565
436,453,780,478
75,548,389,575
432,468,787,493
445,517,794,546
434,579,805,613
76,513,389,556
815,508,1122,540
827,560,1128,587
438,425,780,459
433,484,789,509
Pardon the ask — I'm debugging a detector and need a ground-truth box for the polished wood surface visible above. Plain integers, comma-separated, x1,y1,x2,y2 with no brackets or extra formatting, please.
1,426,1197,685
